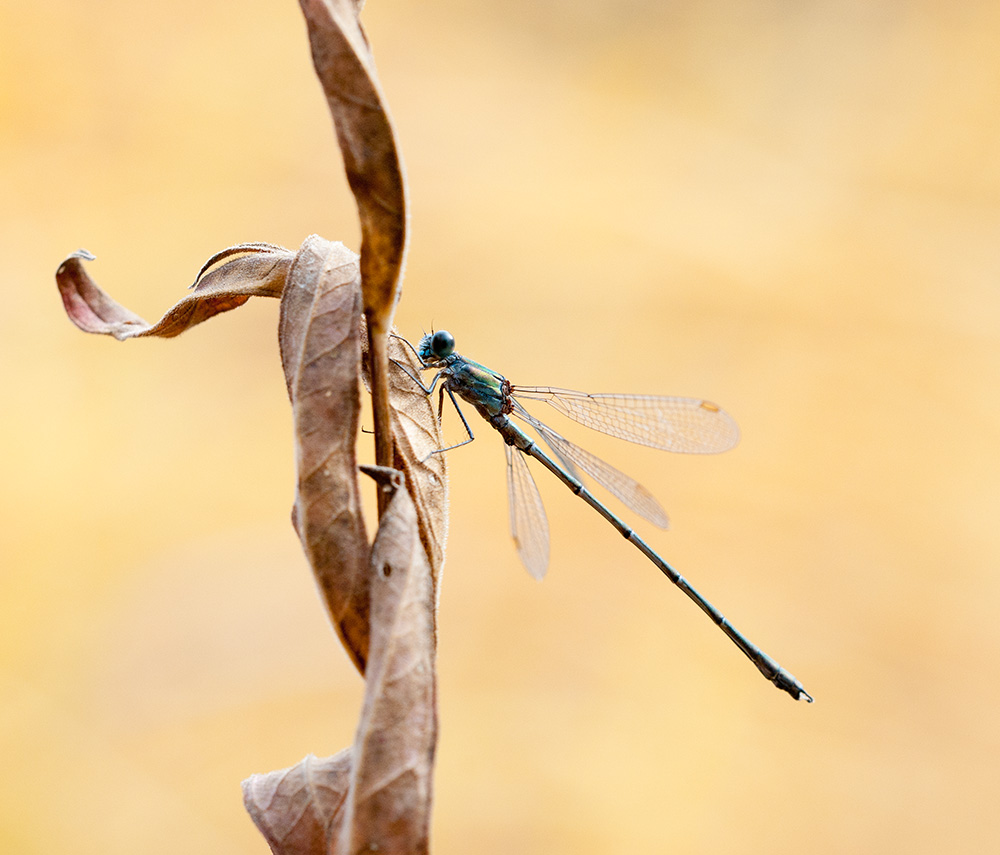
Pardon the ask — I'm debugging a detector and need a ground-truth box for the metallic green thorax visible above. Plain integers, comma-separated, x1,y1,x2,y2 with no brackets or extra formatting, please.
441,357,511,419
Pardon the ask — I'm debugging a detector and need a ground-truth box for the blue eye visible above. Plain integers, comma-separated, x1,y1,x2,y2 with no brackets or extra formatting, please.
431,330,455,357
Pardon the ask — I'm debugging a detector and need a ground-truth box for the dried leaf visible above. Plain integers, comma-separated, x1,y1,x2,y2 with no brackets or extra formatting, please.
359,325,449,584
298,0,407,333
242,751,353,855
55,233,442,671
243,469,436,855
55,244,294,340
340,465,437,855
280,236,370,674
389,335,449,581
299,0,410,479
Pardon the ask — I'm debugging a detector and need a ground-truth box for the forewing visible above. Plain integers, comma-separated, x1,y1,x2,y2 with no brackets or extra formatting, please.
512,386,739,454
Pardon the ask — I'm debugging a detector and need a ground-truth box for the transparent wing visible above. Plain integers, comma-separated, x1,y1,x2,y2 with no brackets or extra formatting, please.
532,421,582,482
511,386,739,454
505,444,550,580
512,401,669,529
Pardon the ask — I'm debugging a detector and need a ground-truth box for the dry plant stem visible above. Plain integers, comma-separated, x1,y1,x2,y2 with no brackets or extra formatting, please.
59,0,440,845
368,320,394,516
361,321,449,584
298,0,409,521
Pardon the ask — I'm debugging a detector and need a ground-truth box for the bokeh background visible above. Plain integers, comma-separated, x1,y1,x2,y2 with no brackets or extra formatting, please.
3,0,998,852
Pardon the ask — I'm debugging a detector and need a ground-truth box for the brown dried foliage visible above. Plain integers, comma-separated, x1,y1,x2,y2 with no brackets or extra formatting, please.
298,0,409,483
244,469,436,855
56,2,444,853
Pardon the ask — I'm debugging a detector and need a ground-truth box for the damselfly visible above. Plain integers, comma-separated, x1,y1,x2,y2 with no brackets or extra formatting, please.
398,329,812,702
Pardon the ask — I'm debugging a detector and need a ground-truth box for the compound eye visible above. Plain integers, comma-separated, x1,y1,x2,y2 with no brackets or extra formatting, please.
431,330,455,357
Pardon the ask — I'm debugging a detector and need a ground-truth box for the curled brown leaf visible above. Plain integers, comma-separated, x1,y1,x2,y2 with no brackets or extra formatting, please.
55,232,445,671
55,244,294,340
59,7,444,839
388,335,449,582
299,0,409,482
298,0,407,332
280,236,370,674
243,751,353,855
340,465,437,855
59,2,444,840
243,468,437,855
359,324,448,583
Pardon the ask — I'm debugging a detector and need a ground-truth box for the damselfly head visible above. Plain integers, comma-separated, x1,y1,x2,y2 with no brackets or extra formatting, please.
419,329,456,364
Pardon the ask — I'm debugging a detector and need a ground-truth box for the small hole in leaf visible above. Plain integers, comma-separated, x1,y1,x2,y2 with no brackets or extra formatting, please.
382,563,392,577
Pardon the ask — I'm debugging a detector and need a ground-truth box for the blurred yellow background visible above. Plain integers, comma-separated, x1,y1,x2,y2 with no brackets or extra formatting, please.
3,0,998,852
